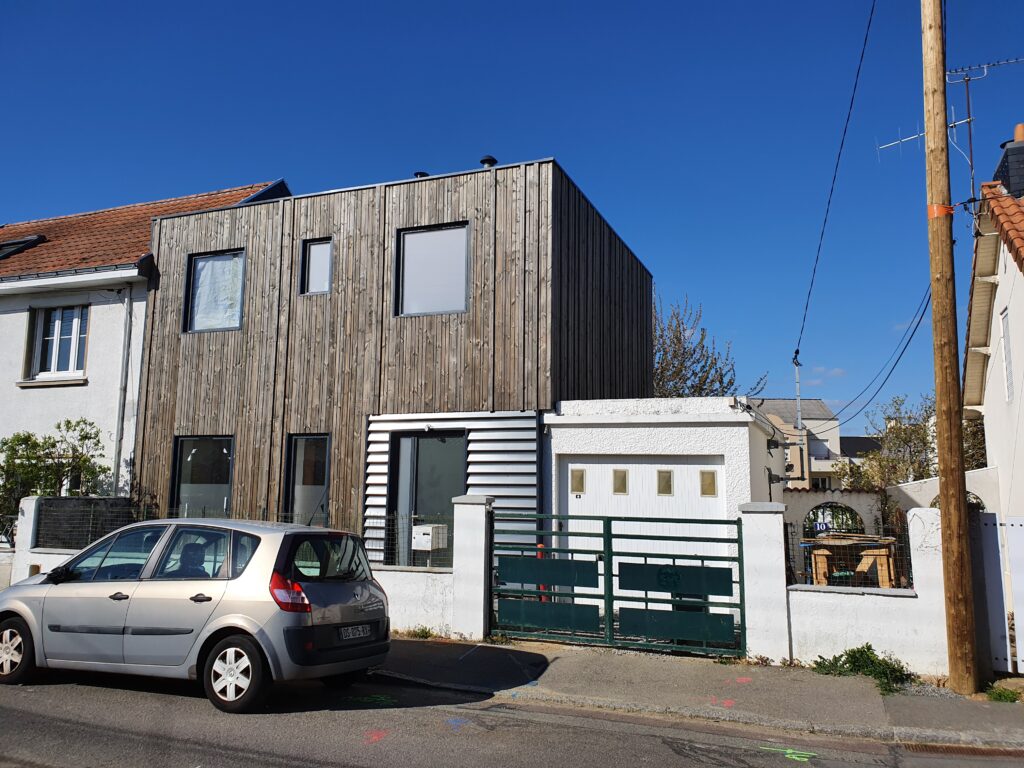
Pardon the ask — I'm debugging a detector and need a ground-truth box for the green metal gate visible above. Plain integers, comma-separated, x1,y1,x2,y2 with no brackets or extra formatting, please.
490,513,746,656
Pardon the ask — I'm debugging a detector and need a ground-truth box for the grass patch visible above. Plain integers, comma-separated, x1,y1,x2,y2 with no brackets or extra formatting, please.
405,626,435,639
484,633,514,645
986,684,1021,703
812,643,915,694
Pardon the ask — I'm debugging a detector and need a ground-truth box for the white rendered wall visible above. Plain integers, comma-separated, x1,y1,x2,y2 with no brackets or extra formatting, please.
373,567,454,636
0,282,146,492
980,244,1023,527
787,508,948,675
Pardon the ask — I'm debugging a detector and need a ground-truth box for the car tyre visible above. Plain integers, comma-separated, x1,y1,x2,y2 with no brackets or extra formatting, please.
0,616,36,685
203,635,269,713
320,669,368,689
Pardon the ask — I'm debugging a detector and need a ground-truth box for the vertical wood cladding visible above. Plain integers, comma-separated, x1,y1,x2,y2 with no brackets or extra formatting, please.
135,160,650,528
550,165,653,402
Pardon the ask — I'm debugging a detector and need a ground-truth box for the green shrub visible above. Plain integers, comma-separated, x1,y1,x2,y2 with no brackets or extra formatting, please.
986,685,1021,703
407,626,434,639
812,643,915,694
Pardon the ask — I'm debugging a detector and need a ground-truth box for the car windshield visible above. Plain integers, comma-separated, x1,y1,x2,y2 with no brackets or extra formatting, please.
287,534,372,582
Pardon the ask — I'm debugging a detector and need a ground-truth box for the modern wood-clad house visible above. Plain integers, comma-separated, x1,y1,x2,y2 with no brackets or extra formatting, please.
133,159,652,564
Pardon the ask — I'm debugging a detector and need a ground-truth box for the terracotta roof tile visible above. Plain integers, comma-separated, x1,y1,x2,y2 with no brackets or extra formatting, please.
983,181,1024,274
0,183,276,279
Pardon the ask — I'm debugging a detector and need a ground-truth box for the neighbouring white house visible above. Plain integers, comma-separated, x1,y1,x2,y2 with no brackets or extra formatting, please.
757,398,842,490
0,181,288,493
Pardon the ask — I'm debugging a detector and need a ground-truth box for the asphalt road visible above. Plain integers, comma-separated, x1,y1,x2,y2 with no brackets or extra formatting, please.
0,671,1020,768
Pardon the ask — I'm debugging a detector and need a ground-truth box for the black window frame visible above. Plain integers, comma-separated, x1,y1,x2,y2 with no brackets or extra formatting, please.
394,221,471,317
299,237,333,296
169,435,235,517
283,433,331,525
182,248,247,334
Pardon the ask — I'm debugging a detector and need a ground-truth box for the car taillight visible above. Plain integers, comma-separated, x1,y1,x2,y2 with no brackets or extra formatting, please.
269,571,311,613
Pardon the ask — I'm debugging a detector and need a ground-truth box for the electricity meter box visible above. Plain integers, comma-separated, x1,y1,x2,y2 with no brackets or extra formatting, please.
412,524,449,551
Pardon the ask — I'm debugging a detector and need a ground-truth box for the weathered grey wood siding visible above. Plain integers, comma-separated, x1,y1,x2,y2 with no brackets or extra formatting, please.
134,160,650,529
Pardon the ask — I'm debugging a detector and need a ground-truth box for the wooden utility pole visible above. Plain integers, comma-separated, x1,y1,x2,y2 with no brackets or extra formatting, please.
920,0,979,695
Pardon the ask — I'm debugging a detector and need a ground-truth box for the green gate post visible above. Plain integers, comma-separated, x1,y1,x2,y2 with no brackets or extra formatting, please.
603,517,614,643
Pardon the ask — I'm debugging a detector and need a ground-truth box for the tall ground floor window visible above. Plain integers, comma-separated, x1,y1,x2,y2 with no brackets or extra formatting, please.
385,432,466,568
172,436,233,518
286,435,330,526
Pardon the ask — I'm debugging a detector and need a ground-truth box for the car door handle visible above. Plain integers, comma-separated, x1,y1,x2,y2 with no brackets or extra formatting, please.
108,592,130,601
189,593,213,603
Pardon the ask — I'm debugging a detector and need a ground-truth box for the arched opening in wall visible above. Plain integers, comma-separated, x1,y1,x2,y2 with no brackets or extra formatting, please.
929,492,987,516
792,502,907,589
802,502,865,538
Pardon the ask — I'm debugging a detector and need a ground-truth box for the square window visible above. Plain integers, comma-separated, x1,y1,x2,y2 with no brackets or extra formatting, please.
172,437,233,517
570,468,586,495
31,304,88,377
700,470,718,497
613,469,628,495
657,470,673,496
301,239,332,295
186,250,245,332
397,224,468,315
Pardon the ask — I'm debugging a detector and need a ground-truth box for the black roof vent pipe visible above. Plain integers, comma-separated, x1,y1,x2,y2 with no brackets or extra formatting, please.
480,155,497,168
413,171,430,178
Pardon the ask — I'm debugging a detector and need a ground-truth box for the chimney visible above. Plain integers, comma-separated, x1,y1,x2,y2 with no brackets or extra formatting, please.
480,155,497,169
994,123,1024,198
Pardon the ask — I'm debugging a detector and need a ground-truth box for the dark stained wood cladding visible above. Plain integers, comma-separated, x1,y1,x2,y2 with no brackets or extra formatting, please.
550,165,653,402
135,160,650,528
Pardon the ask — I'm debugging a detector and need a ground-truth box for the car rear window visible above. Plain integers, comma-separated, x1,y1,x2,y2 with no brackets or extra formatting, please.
286,534,372,583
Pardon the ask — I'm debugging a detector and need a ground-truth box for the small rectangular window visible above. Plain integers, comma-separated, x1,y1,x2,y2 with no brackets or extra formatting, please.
657,470,673,496
31,304,89,377
301,239,332,295
613,469,628,495
186,250,245,332
570,468,586,495
1001,309,1014,403
700,470,718,497
397,224,468,315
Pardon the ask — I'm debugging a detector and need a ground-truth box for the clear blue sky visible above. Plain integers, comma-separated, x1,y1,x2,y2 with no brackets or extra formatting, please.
4,1,1023,434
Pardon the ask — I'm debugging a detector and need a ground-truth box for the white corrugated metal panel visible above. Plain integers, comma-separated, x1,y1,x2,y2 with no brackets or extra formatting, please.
362,411,540,562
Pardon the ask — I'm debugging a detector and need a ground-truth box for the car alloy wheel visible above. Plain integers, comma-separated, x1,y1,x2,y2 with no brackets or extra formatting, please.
210,646,252,703
0,628,23,676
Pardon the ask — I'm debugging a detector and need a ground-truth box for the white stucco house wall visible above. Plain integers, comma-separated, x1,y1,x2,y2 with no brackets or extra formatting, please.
0,182,288,495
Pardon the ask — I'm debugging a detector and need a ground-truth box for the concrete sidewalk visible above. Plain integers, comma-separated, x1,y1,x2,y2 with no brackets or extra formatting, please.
377,639,1024,748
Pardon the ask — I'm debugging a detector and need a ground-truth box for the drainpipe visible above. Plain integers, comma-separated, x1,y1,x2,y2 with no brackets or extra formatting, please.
112,283,133,493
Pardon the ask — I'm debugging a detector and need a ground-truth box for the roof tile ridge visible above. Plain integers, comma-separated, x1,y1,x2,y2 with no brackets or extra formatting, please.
0,182,274,229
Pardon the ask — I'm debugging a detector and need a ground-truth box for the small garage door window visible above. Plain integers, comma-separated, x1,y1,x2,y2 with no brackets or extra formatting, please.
657,470,673,496
700,470,718,497
612,469,628,495
570,468,586,494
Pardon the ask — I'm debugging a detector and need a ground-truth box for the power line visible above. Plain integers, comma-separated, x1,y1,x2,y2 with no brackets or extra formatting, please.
794,0,878,362
831,283,931,420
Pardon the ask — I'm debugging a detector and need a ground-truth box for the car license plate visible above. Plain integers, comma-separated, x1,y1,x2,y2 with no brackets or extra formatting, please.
339,624,371,641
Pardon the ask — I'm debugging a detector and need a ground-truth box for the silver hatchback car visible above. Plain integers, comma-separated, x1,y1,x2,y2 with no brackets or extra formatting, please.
0,519,389,712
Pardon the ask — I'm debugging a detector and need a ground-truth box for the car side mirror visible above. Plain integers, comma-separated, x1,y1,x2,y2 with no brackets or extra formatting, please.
47,565,72,584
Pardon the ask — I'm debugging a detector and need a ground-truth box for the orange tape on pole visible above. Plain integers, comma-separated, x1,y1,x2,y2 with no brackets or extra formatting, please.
927,203,955,219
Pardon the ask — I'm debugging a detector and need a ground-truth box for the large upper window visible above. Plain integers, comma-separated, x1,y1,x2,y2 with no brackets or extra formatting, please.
186,250,244,332
31,305,89,377
397,224,468,315
301,239,332,295
173,437,233,517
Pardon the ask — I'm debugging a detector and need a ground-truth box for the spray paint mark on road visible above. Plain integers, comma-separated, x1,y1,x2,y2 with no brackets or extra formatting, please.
735,677,753,684
759,746,817,762
363,730,388,745
447,717,471,733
